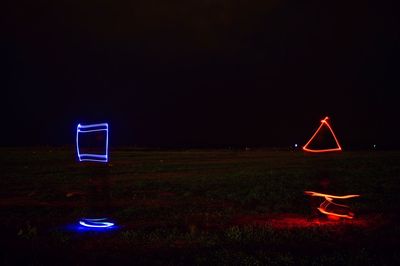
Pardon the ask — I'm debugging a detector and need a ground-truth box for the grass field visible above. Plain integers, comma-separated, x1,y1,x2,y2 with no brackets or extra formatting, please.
1,148,400,265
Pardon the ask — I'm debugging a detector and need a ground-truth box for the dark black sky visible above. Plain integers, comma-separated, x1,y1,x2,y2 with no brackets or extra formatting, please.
2,0,399,148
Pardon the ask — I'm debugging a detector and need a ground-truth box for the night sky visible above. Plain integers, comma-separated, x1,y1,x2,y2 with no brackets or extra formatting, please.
2,1,399,148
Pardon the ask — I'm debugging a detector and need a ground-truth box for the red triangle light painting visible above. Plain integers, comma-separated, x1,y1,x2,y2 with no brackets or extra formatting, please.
303,116,342,153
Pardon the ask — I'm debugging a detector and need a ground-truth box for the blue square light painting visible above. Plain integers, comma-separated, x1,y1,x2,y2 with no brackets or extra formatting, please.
76,123,109,162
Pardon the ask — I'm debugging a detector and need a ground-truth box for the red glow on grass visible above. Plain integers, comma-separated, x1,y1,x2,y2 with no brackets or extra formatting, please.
303,116,342,153
305,191,360,219
327,214,341,221
233,213,369,229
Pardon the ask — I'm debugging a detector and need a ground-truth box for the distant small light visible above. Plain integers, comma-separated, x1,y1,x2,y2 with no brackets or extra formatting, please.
294,144,298,148
373,144,376,149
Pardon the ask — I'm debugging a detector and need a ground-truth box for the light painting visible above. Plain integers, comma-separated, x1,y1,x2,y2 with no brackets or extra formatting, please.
76,123,109,162
303,116,342,153
305,191,360,220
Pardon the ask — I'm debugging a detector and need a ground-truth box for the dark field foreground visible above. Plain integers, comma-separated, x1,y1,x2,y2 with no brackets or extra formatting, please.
1,148,400,265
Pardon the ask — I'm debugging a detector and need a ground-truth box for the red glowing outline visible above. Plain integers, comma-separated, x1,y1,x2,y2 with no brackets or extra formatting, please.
303,116,342,153
305,191,360,219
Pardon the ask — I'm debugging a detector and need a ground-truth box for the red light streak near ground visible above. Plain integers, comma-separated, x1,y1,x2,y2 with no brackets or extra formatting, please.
305,191,360,219
303,116,342,153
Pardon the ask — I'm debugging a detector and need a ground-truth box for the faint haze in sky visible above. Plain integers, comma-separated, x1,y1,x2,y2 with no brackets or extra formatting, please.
2,1,399,147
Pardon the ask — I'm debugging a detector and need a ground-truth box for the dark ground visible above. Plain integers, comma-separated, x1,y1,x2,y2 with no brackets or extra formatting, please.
1,148,399,265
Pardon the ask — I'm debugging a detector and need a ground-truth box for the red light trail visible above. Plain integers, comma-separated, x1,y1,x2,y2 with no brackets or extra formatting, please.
305,191,360,220
303,116,342,153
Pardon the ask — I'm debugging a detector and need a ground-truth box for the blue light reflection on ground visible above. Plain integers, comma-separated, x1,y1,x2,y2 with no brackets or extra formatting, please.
65,222,119,233
79,218,114,228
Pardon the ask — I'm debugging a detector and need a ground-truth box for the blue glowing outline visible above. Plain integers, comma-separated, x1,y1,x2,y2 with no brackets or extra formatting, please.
79,218,115,228
76,123,109,163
